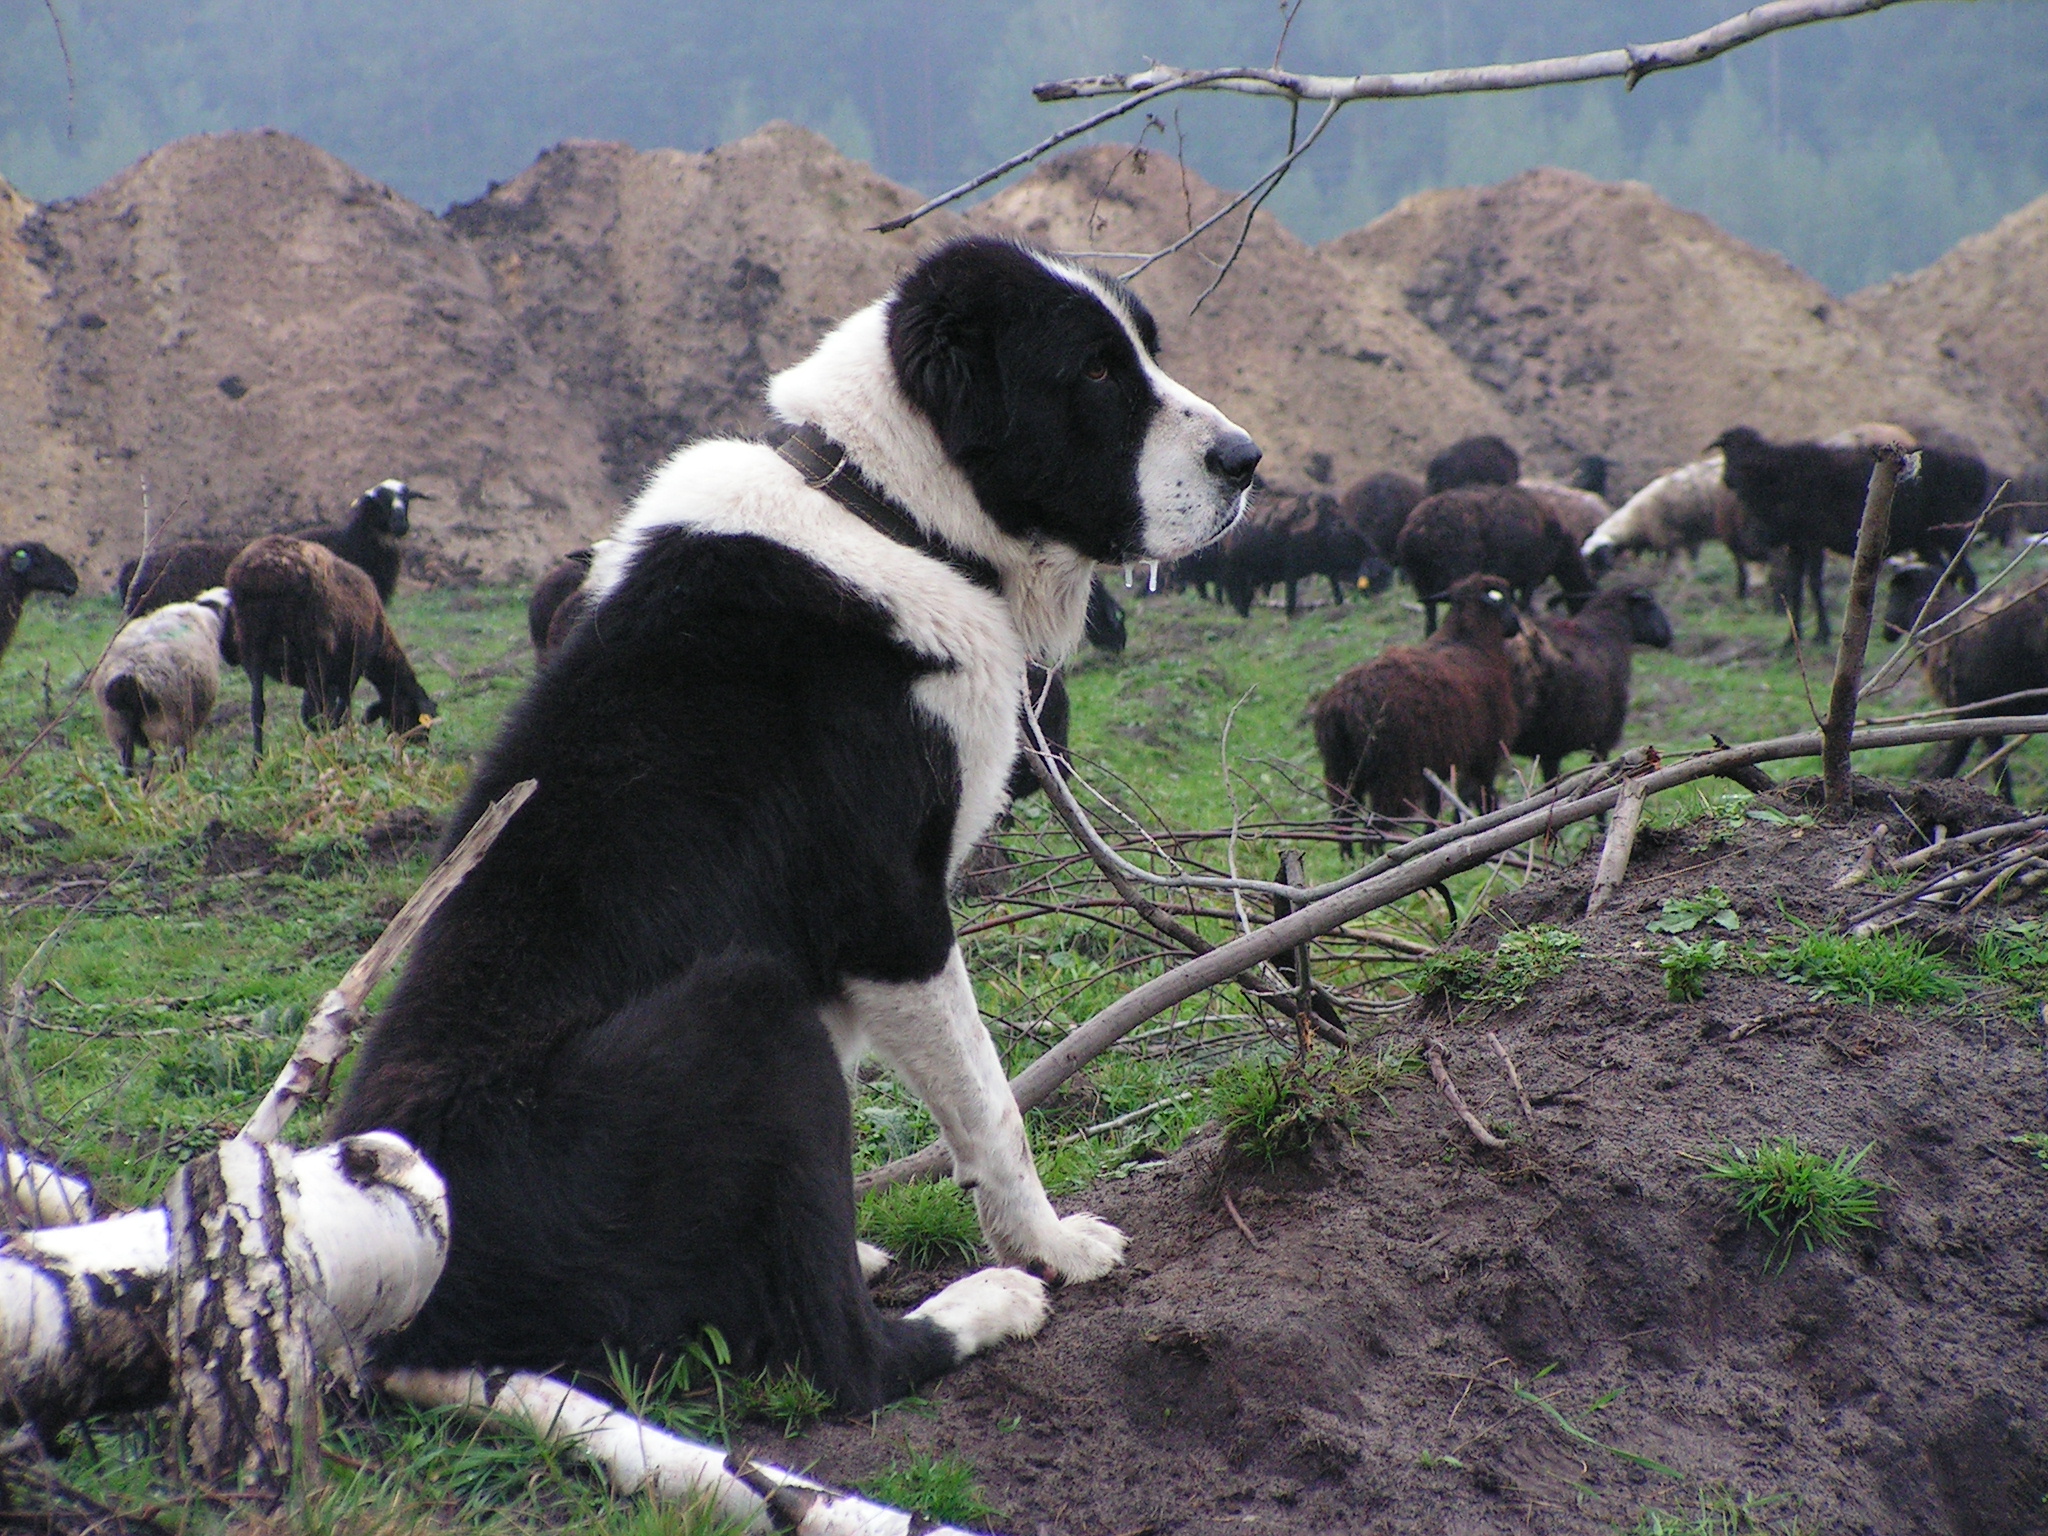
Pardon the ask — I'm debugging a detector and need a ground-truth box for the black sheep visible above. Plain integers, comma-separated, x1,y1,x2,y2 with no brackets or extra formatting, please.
304,478,429,603
1,542,79,667
1508,586,1673,783
1213,493,1383,617
1083,577,1126,653
226,535,437,757
1882,564,2048,800
529,548,597,662
1311,574,1523,854
1426,435,1520,496
119,539,247,616
1712,427,1987,643
1395,484,1598,634
1337,471,1425,573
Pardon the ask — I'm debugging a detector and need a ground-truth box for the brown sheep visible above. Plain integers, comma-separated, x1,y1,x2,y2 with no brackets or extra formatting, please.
225,535,436,757
119,539,246,616
1311,574,1523,855
1508,586,1674,783
1395,484,1598,634
529,548,596,662
1427,435,1519,495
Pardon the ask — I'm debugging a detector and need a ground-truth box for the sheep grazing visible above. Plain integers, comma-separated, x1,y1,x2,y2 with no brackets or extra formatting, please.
0,542,78,668
1311,574,1523,854
1882,563,2048,800
1211,492,1385,617
91,589,231,776
225,535,436,757
305,478,428,603
1426,434,1520,496
119,539,246,617
528,548,596,662
1508,586,1674,783
1583,455,1736,571
1569,454,1613,500
1337,471,1425,573
1712,426,1989,643
1519,478,1613,546
1395,484,1598,634
1084,576,1127,653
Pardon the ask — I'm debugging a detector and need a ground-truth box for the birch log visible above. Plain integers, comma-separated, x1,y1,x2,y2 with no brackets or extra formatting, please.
0,1134,446,1447
2,1148,94,1228
383,1368,990,1536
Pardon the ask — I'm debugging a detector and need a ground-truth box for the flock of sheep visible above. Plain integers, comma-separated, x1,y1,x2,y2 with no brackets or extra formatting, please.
1163,425,2048,839
3,421,2044,819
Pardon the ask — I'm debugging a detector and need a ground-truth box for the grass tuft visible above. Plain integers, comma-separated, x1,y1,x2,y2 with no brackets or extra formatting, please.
1211,1044,1424,1166
857,1452,995,1529
1697,1136,1886,1271
1660,937,1730,1003
1765,930,1962,1008
1412,924,1582,1011
858,1181,983,1269
1628,1486,1812,1535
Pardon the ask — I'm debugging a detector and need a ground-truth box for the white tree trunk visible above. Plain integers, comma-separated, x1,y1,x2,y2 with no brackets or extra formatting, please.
2,1149,94,1228
0,1133,447,1467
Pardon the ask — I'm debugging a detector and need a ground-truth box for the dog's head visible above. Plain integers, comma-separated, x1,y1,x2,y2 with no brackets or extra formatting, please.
887,236,1259,565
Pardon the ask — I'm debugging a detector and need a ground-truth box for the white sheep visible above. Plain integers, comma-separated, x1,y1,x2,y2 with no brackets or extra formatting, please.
92,587,231,775
1582,454,1737,569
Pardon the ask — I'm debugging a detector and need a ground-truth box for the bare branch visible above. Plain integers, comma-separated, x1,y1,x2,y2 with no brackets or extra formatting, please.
1034,1,1930,104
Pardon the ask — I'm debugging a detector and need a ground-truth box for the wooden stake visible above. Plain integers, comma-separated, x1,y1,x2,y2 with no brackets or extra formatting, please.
1823,447,1906,819
1585,777,1649,917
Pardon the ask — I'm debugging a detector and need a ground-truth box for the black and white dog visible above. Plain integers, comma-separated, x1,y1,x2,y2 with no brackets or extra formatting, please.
333,235,1259,1408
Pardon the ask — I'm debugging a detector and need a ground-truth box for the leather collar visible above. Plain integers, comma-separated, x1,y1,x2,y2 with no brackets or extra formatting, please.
776,423,1004,596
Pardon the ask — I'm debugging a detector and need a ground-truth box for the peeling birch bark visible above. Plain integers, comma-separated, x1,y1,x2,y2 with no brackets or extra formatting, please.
0,1135,446,1448
383,1368,988,1536
1,1148,94,1229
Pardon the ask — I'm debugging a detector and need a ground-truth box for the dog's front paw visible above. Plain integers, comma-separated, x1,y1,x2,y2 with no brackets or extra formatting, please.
856,1241,894,1282
1032,1211,1127,1284
907,1267,1050,1359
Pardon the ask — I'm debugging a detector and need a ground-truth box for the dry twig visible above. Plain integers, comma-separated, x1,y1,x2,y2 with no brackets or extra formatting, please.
1426,1038,1508,1152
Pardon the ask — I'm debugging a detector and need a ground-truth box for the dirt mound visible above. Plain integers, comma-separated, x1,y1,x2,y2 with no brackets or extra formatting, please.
445,125,968,499
1849,190,2048,466
784,796,2047,1533
1325,168,2030,494
18,130,616,589
972,148,1516,493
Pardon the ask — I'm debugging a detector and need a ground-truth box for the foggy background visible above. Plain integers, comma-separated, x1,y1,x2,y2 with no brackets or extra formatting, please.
3,0,2044,294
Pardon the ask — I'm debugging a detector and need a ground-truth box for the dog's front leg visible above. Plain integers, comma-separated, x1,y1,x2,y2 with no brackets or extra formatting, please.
847,947,1125,1283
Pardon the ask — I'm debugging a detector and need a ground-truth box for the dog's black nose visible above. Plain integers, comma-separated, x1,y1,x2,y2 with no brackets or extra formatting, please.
1206,431,1262,489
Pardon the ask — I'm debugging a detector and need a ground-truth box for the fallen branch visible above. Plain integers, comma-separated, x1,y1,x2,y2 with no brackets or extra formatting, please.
859,714,2048,1194
1888,813,2048,875
1,1148,93,1228
381,1368,988,1536
1426,1039,1508,1152
1485,1033,1538,1138
243,779,537,1143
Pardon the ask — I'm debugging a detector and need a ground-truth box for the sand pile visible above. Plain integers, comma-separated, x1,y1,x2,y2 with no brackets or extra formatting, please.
19,130,615,589
974,147,1515,493
445,125,967,499
1850,190,2048,466
1325,168,2029,493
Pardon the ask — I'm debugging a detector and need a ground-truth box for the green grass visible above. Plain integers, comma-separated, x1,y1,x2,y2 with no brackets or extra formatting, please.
1661,937,1730,1002
857,1181,984,1269
856,1451,995,1529
1697,1137,1887,1272
1647,887,1741,935
1210,1043,1425,1166
1763,930,1964,1008
1626,1487,1812,1535
1414,923,1583,1011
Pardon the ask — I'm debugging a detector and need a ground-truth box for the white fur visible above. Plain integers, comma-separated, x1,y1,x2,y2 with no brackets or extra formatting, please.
1584,454,1737,561
91,589,230,772
856,1241,893,1282
906,1266,1050,1358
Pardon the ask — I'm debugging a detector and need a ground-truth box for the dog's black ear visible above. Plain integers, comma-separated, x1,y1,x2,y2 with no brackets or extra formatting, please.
889,239,1028,456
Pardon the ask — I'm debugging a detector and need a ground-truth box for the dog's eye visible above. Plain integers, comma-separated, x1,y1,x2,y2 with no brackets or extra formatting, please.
1083,360,1109,383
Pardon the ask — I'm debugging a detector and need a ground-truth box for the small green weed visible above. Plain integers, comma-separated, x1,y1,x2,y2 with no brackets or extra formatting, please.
1647,887,1740,935
858,1452,995,1529
858,1181,983,1269
1697,1137,1886,1271
1745,805,1815,831
738,1365,834,1437
1766,930,1962,1007
1973,920,2048,998
1661,938,1730,1002
1413,925,1582,1010
2010,1131,2048,1170
1211,1045,1424,1166
1628,1486,1810,1535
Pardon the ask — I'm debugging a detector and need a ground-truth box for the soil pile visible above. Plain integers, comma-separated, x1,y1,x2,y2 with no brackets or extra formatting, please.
444,125,968,499
785,785,2048,1534
1850,190,2048,466
1325,168,2030,493
18,130,616,589
973,148,1516,494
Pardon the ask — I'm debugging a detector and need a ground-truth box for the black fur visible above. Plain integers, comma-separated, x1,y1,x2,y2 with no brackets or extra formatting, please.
1083,577,1127,653
528,548,596,662
119,539,243,616
332,531,975,1400
306,481,420,602
1426,435,1520,496
1,542,79,667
